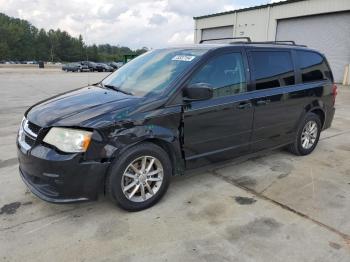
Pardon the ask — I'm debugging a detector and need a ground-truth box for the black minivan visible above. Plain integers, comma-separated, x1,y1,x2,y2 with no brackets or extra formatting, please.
17,39,336,211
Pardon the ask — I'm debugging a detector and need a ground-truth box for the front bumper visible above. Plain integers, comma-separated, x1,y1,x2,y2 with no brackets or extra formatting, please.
17,143,109,203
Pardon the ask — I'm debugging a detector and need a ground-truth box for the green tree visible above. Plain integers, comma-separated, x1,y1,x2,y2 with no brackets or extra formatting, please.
0,42,10,59
35,29,49,61
0,12,148,62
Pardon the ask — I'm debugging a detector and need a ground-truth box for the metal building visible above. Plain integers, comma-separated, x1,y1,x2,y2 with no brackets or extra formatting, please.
194,0,350,83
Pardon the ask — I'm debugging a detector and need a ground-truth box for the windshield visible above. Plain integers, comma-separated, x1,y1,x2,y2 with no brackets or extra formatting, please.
101,48,208,97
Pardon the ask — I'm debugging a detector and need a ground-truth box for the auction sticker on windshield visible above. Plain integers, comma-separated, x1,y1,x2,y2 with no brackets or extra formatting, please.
172,55,196,62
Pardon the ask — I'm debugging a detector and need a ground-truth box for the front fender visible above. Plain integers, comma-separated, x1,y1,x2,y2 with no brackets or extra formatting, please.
99,105,184,175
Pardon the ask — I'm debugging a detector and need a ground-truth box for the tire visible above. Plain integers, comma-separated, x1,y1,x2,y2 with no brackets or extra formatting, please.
106,142,172,211
288,112,321,156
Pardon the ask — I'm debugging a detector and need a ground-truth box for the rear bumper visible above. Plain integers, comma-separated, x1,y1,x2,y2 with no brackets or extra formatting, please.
17,143,109,203
323,106,335,130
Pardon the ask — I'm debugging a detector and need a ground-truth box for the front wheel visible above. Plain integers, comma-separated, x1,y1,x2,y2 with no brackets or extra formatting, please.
288,113,321,156
106,143,172,211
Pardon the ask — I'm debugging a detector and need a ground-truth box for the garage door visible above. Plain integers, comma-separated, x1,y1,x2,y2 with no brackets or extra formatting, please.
276,12,350,83
201,26,233,43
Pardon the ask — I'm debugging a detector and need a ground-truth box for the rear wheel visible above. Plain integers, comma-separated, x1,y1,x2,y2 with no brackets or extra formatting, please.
288,113,321,156
107,143,171,211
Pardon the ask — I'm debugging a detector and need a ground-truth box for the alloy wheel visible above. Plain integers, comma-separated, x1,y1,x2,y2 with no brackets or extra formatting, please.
301,120,318,149
121,156,163,202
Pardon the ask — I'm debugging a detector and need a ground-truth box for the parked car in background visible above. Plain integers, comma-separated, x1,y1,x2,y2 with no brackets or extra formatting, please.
96,63,114,72
62,63,89,72
108,62,122,70
80,61,98,72
116,62,124,68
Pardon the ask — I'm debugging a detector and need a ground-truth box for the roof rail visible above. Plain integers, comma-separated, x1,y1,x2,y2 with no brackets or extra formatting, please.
274,40,295,45
233,40,307,47
199,38,307,47
199,37,251,44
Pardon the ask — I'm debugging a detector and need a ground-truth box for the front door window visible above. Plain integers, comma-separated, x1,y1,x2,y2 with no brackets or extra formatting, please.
189,52,247,98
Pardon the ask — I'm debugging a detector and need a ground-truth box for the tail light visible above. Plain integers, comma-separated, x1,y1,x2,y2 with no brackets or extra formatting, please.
332,84,337,106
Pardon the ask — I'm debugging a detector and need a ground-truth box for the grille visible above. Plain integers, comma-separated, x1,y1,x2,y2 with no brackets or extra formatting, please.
24,134,36,147
27,121,41,135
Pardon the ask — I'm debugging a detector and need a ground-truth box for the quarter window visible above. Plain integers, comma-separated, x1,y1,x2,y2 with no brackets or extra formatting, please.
189,53,247,98
250,51,295,90
296,51,332,83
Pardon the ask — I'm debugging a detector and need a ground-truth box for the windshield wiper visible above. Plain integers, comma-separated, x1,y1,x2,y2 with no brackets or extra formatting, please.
103,84,134,96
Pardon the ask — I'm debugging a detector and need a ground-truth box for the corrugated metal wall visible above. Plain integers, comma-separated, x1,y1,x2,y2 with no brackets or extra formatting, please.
201,26,233,41
276,12,350,82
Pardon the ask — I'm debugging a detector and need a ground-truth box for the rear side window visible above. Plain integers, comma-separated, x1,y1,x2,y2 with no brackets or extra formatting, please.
296,51,332,83
189,52,247,98
250,51,295,90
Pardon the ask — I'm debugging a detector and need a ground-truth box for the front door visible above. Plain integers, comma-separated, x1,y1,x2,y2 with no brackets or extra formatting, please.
183,51,254,167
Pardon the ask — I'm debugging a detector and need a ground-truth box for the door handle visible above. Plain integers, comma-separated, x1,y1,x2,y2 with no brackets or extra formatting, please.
256,99,271,106
237,101,252,109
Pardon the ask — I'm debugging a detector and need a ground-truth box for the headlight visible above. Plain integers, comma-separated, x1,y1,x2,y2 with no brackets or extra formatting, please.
18,117,25,143
43,127,92,153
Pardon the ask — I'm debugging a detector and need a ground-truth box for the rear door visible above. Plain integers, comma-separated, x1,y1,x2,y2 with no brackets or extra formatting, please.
183,50,254,166
247,48,303,151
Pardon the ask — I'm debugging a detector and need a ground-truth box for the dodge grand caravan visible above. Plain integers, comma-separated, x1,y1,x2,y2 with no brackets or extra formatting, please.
17,39,336,211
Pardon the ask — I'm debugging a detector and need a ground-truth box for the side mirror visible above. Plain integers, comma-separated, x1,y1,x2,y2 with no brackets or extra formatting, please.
184,83,213,101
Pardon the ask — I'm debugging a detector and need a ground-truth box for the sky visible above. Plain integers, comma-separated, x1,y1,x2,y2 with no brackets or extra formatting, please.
0,0,284,49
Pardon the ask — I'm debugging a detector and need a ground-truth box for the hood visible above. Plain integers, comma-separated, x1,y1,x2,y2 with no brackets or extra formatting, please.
26,86,139,127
